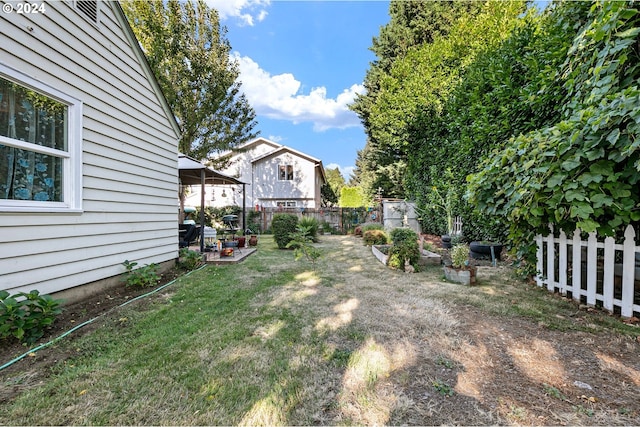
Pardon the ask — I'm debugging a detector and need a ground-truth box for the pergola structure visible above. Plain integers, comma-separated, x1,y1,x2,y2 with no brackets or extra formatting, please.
178,153,248,253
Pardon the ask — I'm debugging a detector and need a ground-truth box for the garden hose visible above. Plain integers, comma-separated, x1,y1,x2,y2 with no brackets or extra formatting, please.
0,264,208,372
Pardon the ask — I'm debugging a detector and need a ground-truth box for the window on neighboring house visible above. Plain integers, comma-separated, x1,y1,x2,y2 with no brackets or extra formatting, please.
0,64,82,211
278,164,294,181
276,201,297,207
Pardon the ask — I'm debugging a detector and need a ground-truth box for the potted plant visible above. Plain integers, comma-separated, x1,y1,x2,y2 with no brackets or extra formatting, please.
443,244,477,285
236,230,246,248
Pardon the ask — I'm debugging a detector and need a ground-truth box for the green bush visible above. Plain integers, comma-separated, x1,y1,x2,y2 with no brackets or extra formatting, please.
363,229,388,246
298,216,320,242
390,228,419,246
387,228,420,271
388,242,421,271
450,244,470,268
178,248,204,271
246,210,262,234
272,213,299,249
0,290,63,344
362,223,384,232
122,260,160,287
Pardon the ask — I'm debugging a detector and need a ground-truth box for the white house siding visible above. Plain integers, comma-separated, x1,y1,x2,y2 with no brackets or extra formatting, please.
253,152,318,208
184,138,326,210
0,1,180,296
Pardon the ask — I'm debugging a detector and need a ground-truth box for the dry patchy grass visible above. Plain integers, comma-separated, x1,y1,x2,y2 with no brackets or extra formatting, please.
1,235,639,425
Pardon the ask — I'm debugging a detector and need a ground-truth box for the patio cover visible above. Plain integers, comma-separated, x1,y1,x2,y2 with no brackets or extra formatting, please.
178,153,248,252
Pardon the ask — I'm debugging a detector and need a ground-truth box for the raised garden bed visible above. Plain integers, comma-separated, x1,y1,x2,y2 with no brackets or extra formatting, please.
372,245,441,267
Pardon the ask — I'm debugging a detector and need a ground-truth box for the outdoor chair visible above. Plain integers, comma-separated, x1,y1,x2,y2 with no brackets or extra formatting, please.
179,224,199,248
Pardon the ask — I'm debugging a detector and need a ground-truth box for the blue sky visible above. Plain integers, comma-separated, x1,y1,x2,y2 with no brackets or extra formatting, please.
208,0,391,181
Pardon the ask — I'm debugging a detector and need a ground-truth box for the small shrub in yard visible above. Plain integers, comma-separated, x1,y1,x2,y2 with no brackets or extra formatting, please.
178,248,204,271
363,229,388,246
390,227,418,246
122,260,160,287
388,228,420,271
362,223,384,232
272,213,299,249
0,290,63,344
450,244,470,268
287,224,322,265
388,242,421,271
298,216,320,242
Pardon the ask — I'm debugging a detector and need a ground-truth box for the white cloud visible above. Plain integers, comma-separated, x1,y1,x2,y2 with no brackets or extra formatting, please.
326,163,355,180
206,0,269,26
234,53,364,131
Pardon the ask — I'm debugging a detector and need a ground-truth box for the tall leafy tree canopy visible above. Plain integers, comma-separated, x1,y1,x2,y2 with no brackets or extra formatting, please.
468,0,640,264
122,0,258,164
406,0,589,241
350,0,518,201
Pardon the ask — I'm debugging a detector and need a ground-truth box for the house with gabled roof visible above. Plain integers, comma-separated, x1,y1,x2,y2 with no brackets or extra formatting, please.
0,1,181,301
185,137,326,211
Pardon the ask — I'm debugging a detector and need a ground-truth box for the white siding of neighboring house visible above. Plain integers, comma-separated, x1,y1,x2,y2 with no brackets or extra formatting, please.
184,138,326,210
253,152,318,208
0,1,180,296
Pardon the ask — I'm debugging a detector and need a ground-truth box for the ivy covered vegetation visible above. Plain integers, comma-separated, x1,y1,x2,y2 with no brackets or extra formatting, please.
351,0,640,269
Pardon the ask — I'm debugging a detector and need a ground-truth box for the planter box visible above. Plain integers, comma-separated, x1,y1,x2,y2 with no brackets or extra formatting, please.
373,245,441,267
372,245,390,265
419,249,441,266
443,265,477,285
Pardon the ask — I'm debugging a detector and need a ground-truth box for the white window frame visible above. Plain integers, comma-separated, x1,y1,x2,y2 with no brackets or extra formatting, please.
276,201,297,207
0,63,83,213
278,164,294,181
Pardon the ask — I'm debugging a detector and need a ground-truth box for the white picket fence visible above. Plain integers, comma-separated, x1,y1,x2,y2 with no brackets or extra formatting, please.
452,216,463,235
535,224,640,318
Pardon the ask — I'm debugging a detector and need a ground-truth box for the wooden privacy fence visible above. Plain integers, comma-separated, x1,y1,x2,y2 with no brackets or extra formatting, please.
257,207,381,233
535,224,640,318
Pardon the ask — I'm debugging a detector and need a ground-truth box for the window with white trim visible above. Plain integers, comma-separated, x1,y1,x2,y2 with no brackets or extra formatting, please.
0,64,82,212
276,201,297,207
278,164,294,181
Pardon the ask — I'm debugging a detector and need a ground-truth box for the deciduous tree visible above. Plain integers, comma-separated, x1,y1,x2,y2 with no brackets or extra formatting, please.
122,0,258,165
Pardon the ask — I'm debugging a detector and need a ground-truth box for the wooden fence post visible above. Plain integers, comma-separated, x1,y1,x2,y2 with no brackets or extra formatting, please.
586,231,598,307
559,230,567,295
546,225,555,291
536,233,544,287
621,224,636,318
571,229,582,302
603,236,615,312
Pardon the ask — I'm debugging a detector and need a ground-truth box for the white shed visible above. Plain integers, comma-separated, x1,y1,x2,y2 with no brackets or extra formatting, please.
0,1,181,301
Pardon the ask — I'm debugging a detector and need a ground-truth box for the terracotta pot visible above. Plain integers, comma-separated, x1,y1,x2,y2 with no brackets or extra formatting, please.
249,235,258,246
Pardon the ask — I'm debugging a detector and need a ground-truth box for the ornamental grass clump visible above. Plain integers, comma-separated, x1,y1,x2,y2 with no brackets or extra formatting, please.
298,216,320,242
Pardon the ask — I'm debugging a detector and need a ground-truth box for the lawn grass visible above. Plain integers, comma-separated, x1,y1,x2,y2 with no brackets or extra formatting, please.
1,240,345,425
1,236,638,425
